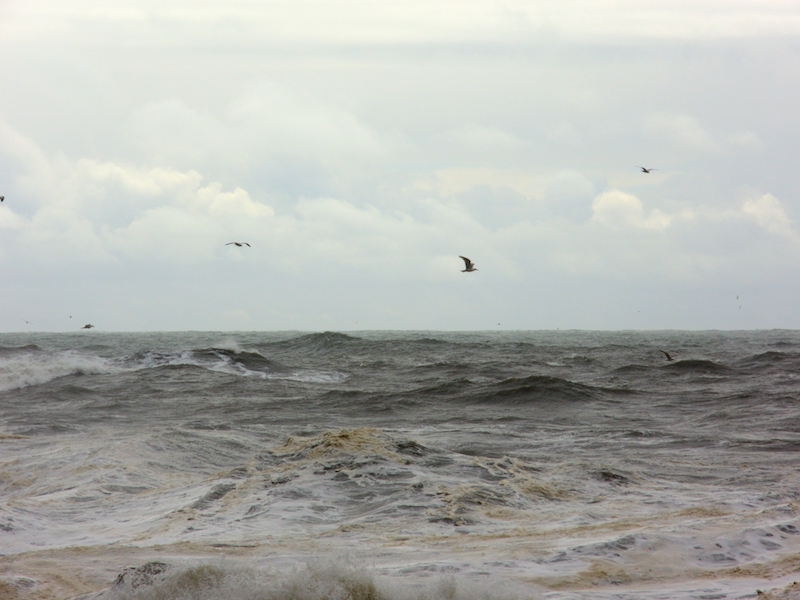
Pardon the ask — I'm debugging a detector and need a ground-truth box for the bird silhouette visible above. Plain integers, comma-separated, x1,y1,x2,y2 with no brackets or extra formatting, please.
459,256,478,272
226,242,250,247
638,167,657,173
81,324,95,329
660,350,674,361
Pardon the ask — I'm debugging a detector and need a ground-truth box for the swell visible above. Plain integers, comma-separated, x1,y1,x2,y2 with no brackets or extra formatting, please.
320,373,625,411
268,331,367,353
464,374,620,405
737,351,800,372
0,344,41,355
613,359,733,377
660,359,732,373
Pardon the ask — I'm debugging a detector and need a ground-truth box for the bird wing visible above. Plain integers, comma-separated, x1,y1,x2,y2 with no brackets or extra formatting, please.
459,256,473,268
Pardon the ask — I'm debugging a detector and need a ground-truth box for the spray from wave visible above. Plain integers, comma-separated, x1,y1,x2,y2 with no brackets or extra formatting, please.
78,556,533,600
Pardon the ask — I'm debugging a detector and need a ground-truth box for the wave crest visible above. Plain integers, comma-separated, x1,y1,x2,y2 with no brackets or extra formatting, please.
0,351,119,392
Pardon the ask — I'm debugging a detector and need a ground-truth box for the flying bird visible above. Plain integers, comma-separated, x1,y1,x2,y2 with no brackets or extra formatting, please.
660,350,674,361
638,167,657,173
459,256,478,272
226,242,250,247
81,324,95,329
0,196,4,202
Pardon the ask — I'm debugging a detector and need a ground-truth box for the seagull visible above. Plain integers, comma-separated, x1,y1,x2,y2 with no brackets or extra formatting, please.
660,350,674,361
459,256,478,272
81,324,95,329
0,196,4,202
638,167,657,173
226,242,250,247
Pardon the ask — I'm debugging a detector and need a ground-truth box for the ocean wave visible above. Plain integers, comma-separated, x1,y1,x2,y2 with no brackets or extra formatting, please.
661,359,732,374
0,344,41,355
273,331,366,352
739,351,800,367
612,363,657,375
126,345,349,384
0,342,346,391
267,369,348,384
468,375,608,404
78,557,531,600
412,361,475,376
0,351,121,392
122,347,292,379
265,427,413,465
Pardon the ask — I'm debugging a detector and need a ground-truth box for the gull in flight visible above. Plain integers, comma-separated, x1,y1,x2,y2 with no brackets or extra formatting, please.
82,324,95,329
660,350,674,361
226,242,250,247
459,256,478,272
638,166,657,173
0,196,4,202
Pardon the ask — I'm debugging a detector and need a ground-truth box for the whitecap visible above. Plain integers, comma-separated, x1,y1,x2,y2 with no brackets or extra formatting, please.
0,351,121,392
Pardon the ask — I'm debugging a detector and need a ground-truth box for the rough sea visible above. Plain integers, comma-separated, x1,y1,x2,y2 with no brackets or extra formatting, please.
1,330,799,600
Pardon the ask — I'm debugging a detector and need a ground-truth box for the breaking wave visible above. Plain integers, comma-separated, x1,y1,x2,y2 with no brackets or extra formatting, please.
0,351,120,392
77,557,532,600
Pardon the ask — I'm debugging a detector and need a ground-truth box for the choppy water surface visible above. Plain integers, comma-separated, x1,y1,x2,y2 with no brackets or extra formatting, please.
1,330,799,600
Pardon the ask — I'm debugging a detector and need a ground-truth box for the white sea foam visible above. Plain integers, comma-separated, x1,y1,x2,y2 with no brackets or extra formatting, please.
92,556,537,600
211,338,246,353
268,369,348,383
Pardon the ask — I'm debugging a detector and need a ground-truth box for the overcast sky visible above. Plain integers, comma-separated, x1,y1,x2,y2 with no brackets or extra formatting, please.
1,0,800,332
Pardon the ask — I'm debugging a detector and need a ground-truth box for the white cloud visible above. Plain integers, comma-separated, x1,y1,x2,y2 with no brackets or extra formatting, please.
742,193,796,239
591,189,677,230
3,120,799,289
7,0,800,49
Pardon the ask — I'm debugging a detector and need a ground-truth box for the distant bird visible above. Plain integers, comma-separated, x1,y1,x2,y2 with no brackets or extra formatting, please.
81,324,95,329
226,242,250,247
0,196,4,202
638,167,657,173
459,256,478,272
660,350,674,361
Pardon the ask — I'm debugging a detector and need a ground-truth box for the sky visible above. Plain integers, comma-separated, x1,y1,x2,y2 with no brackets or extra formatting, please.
2,0,800,332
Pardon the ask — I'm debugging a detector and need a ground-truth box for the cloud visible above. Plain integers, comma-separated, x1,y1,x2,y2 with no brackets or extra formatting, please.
742,193,796,239
642,112,721,153
9,0,800,50
4,117,799,289
642,112,765,156
127,83,388,188
591,189,678,230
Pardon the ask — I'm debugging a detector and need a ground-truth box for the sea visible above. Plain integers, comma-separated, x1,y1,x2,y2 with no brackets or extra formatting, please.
1,330,799,600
